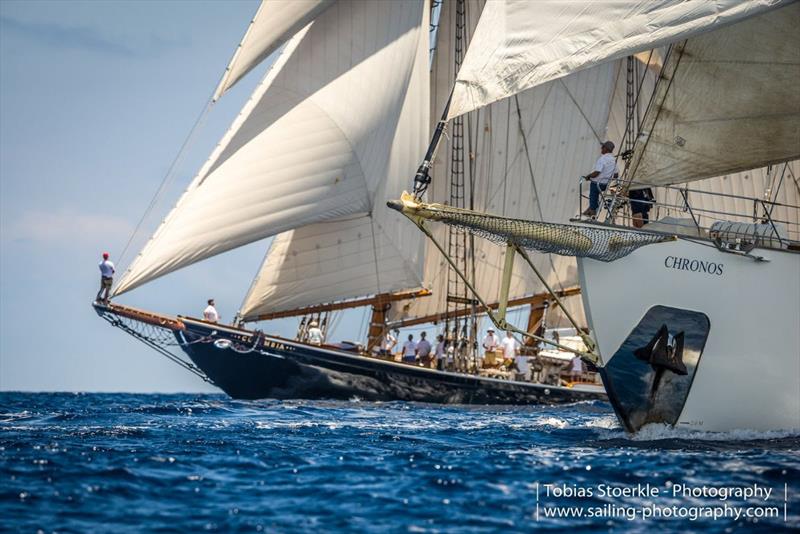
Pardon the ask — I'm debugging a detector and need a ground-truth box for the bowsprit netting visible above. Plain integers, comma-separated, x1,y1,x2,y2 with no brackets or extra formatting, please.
388,195,675,262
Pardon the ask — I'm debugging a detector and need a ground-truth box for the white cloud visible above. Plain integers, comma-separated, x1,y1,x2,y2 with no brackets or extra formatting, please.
1,209,134,246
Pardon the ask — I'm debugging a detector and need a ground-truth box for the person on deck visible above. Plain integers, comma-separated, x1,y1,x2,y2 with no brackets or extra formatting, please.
628,187,655,228
401,334,417,364
417,331,433,368
501,331,520,368
482,328,500,367
569,354,585,382
96,252,115,303
582,141,618,218
203,299,219,323
435,334,446,370
379,330,398,356
307,321,324,346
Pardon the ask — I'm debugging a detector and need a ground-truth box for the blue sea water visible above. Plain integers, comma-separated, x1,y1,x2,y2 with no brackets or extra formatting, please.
1,393,798,533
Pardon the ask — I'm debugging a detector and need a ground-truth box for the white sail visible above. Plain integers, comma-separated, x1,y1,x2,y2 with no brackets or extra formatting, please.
115,0,427,296
447,0,789,119
390,0,618,326
212,0,335,101
632,3,800,186
240,4,431,320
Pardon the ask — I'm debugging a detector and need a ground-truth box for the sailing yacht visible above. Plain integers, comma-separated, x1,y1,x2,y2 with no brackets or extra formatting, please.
94,0,605,404
390,0,799,432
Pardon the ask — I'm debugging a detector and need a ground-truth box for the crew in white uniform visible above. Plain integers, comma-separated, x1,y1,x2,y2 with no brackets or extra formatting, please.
96,252,115,303
307,321,324,346
582,140,618,217
203,299,219,323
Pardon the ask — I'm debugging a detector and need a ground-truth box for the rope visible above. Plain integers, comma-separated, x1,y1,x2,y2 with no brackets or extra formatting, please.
117,98,215,271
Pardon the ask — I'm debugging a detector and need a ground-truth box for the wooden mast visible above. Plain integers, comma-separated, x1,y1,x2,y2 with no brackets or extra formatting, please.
246,288,432,323
389,286,581,329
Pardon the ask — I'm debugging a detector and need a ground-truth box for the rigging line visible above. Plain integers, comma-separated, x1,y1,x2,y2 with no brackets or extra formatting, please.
368,215,383,297
512,94,566,294
117,97,215,271
557,78,603,144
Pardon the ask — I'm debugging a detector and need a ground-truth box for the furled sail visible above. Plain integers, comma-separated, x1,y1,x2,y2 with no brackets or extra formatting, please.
239,3,431,320
115,0,427,296
447,0,790,119
631,3,800,186
389,0,618,327
212,0,335,101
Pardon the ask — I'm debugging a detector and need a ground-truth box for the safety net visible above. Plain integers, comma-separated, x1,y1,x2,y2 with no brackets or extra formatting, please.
388,193,675,262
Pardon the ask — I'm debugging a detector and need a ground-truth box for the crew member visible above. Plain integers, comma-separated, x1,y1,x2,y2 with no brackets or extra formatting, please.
570,354,585,382
417,331,433,367
629,187,655,228
482,328,499,367
501,330,520,367
203,299,219,323
380,330,398,356
582,141,618,217
434,334,446,370
307,321,324,346
401,334,417,363
96,252,115,303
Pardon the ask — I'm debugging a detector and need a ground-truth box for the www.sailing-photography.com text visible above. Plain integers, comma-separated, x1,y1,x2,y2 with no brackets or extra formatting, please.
534,482,790,523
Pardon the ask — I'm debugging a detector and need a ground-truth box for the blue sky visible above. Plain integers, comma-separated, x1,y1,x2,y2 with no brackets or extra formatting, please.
0,0,277,392
0,0,528,393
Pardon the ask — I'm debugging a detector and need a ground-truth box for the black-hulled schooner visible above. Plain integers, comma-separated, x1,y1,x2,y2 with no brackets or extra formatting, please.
95,0,615,403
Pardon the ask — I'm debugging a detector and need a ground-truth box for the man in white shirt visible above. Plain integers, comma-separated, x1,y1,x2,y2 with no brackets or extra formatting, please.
401,334,417,363
417,331,433,367
379,330,397,356
96,252,115,303
582,140,618,217
203,299,219,323
482,328,499,366
570,354,585,382
307,321,324,346
501,330,520,365
434,334,446,370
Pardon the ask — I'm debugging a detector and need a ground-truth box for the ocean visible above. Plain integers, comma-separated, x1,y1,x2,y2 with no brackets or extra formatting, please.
1,393,798,532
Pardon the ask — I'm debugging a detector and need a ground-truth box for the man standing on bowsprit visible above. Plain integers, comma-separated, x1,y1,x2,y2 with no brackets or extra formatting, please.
96,252,115,304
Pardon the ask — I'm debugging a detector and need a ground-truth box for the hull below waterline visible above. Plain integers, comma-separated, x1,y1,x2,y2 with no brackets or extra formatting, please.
579,234,800,433
177,320,605,404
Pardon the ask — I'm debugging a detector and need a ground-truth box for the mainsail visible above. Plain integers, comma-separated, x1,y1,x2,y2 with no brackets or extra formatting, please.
446,0,790,119
115,0,429,296
631,3,800,186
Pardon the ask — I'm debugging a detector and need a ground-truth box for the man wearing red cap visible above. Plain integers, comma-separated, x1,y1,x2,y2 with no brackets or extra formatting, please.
96,252,115,303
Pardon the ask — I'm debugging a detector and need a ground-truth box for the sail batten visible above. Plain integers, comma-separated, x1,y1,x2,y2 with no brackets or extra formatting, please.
115,0,429,297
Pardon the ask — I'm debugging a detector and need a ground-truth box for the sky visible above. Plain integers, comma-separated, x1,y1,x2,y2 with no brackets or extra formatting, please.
0,0,531,393
0,0,276,392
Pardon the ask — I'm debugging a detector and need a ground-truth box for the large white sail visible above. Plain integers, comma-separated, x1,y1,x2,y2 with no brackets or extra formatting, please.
632,3,800,186
239,3,431,320
390,0,618,326
115,0,427,296
447,0,789,119
212,0,335,101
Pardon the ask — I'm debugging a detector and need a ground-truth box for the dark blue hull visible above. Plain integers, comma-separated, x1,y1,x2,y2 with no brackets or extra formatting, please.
176,319,605,404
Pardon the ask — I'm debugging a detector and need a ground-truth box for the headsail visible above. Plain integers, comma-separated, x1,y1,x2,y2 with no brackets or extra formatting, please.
447,0,790,119
115,0,427,296
239,5,431,320
212,0,335,101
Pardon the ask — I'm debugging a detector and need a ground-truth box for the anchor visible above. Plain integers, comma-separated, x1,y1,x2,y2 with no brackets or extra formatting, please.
634,324,688,400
